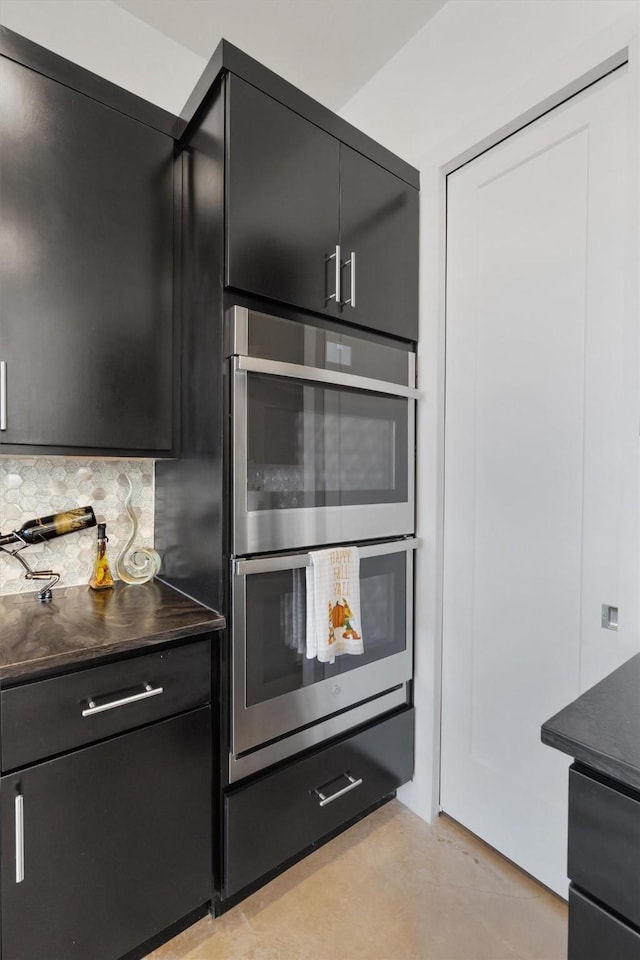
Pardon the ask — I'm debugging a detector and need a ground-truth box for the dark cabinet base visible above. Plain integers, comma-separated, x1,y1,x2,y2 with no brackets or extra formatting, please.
1,709,212,960
224,708,414,901
568,765,640,928
569,887,640,960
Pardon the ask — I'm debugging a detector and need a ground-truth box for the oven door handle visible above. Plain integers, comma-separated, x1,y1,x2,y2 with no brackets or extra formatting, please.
233,538,418,576
234,355,418,399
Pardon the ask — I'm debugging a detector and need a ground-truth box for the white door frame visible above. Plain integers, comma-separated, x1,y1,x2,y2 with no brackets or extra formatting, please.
399,9,640,825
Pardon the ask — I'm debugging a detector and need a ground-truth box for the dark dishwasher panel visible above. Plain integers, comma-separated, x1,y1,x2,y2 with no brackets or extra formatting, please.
224,707,413,898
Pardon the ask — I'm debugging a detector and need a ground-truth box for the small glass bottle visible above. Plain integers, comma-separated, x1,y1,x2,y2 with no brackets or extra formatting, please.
89,522,114,591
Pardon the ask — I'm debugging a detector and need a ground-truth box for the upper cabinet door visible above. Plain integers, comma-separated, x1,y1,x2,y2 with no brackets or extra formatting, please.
339,145,419,341
0,57,175,454
226,76,341,316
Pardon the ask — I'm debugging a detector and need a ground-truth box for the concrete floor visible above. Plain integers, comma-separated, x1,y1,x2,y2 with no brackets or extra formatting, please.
145,800,568,960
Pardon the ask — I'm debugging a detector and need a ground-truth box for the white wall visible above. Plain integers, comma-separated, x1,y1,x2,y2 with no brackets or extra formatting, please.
340,0,640,823
340,0,639,166
0,0,205,114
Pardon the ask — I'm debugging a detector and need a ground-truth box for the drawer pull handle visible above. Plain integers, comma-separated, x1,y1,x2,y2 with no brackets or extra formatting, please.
314,773,363,808
81,683,164,717
15,794,24,884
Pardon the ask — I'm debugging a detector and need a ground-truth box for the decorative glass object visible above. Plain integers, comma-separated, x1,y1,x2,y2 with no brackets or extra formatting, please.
115,476,161,585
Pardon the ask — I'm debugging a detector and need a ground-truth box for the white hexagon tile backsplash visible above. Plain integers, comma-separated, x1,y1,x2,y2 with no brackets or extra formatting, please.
0,459,155,595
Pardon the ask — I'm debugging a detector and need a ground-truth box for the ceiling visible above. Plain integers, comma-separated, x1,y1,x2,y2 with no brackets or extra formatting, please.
112,0,447,111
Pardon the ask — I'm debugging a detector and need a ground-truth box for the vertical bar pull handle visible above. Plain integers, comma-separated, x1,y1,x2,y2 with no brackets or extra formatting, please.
1,361,7,431
343,252,356,309
325,244,341,304
15,793,24,883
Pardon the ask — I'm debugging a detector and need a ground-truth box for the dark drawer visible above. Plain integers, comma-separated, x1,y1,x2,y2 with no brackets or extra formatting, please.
224,707,414,898
568,765,640,928
1,639,211,771
569,886,640,960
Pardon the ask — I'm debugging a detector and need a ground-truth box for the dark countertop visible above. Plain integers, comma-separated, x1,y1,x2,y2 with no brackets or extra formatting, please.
0,580,225,683
542,653,640,792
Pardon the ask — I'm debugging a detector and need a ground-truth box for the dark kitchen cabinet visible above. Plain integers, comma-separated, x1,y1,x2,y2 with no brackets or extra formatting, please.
568,887,640,960
225,75,418,341
225,74,340,316
566,765,640,959
0,640,213,960
541,656,640,960
0,52,176,455
340,144,419,341
1,711,211,960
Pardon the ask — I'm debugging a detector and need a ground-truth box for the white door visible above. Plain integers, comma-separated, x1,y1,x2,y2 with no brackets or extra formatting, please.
441,63,639,896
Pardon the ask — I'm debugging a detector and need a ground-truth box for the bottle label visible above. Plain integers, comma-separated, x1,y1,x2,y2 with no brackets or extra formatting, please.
51,508,95,536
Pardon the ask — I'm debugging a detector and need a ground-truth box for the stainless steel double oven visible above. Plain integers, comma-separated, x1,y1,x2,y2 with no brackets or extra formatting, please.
227,306,417,781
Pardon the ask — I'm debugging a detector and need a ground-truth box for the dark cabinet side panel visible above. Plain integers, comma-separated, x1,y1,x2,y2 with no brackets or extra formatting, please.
225,74,340,316
0,56,174,452
340,145,419,342
0,709,212,960
155,80,225,611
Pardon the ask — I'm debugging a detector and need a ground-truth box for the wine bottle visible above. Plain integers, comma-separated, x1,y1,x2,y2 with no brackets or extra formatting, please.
0,506,97,547
89,522,114,591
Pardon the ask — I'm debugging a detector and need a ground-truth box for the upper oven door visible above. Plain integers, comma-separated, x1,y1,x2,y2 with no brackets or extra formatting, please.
230,307,417,555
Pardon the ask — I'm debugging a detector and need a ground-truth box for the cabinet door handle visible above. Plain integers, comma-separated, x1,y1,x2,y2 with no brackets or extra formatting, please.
15,793,24,884
325,244,341,304
343,251,356,309
1,361,7,431
81,682,163,717
313,772,363,807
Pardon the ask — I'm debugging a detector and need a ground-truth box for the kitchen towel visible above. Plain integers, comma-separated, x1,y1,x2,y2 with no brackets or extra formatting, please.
306,546,364,663
283,568,306,655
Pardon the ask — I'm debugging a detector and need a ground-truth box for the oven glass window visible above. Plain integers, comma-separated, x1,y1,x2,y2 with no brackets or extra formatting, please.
245,374,408,511
244,551,407,707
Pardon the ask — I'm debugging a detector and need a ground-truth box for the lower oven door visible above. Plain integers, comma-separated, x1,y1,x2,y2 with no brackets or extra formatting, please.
230,538,415,780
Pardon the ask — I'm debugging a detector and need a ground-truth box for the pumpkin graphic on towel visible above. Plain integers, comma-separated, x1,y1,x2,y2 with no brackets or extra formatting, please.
329,599,361,640
330,600,346,628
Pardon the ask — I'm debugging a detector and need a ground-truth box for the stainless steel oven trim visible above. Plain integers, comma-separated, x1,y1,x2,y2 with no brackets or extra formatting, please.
233,537,418,575
235,355,419,399
233,367,249,544
229,685,408,783
231,539,415,758
232,650,412,756
236,503,414,558
227,305,417,391
229,305,249,356
232,363,416,556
